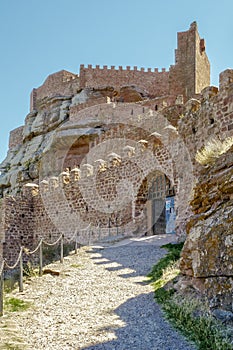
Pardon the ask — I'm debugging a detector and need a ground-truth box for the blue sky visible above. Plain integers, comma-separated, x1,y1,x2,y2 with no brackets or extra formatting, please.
0,0,232,162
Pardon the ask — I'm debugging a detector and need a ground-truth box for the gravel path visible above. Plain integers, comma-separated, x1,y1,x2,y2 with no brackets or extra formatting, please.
0,235,196,350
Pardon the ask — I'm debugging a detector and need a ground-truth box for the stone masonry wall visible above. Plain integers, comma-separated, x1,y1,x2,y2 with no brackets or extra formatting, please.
177,69,233,170
79,64,170,97
168,22,210,103
2,193,35,265
9,126,24,149
194,27,210,94
30,70,80,111
2,126,178,265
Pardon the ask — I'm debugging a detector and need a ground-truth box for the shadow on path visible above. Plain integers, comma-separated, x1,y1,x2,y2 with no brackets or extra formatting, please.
82,292,196,350
89,236,174,279
82,236,196,350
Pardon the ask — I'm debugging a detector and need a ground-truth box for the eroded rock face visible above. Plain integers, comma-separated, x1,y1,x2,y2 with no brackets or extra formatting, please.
180,147,233,310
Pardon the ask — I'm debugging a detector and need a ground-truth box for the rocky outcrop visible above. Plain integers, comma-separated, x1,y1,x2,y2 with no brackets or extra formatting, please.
180,146,233,311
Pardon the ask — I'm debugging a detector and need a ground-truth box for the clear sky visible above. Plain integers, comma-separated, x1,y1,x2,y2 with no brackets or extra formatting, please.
0,0,232,162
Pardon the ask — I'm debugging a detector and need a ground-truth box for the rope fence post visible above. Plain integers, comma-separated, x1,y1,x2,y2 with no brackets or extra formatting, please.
75,231,78,254
98,223,101,240
0,231,81,314
108,218,111,237
19,249,23,292
39,240,43,276
0,261,4,317
88,226,91,246
60,234,64,263
115,216,119,236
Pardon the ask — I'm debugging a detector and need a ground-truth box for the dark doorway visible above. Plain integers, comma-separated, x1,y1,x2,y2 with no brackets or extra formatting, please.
147,172,175,235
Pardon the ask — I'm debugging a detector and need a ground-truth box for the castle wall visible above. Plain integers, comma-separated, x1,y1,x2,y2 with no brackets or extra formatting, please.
2,194,35,265
174,22,196,98
30,70,80,111
194,28,210,94
1,125,179,264
178,69,233,167
79,64,170,97
169,22,210,100
9,126,24,149
28,23,210,116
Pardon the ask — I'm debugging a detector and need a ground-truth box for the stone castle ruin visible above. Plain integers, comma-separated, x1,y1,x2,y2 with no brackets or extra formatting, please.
0,22,232,310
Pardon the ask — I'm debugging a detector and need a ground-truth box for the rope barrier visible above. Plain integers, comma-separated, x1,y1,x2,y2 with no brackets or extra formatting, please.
43,234,63,246
4,247,23,270
3,222,100,272
0,230,85,317
64,230,78,244
79,223,91,232
25,239,43,255
0,221,121,317
3,231,81,271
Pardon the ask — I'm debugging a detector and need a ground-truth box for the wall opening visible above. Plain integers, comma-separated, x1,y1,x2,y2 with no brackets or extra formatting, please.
136,171,175,235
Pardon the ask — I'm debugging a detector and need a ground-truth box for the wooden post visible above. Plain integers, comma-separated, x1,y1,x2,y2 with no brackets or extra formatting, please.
75,232,78,254
98,224,101,240
39,241,43,276
0,262,4,316
19,250,23,292
60,235,64,263
88,227,91,246
108,218,111,237
116,217,119,236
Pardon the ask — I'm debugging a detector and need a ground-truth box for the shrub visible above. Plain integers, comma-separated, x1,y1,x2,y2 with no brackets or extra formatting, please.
147,242,184,282
195,137,233,166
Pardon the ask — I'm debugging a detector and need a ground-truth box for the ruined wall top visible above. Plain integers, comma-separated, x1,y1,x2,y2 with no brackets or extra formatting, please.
30,70,80,111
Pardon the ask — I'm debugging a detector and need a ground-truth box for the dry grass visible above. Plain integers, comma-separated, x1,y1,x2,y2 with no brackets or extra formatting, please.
195,137,233,166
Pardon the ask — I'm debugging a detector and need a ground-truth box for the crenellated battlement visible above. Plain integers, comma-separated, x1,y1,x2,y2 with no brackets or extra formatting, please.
79,63,170,97
80,64,168,73
29,23,210,113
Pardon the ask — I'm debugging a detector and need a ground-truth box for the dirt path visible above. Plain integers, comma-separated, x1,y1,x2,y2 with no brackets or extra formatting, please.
0,235,196,350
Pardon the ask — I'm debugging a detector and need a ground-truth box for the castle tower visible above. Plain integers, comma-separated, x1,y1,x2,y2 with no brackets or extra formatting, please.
170,22,210,101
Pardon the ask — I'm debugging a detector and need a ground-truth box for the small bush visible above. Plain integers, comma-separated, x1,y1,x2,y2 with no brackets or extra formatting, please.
195,137,233,166
147,242,184,282
23,261,38,277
